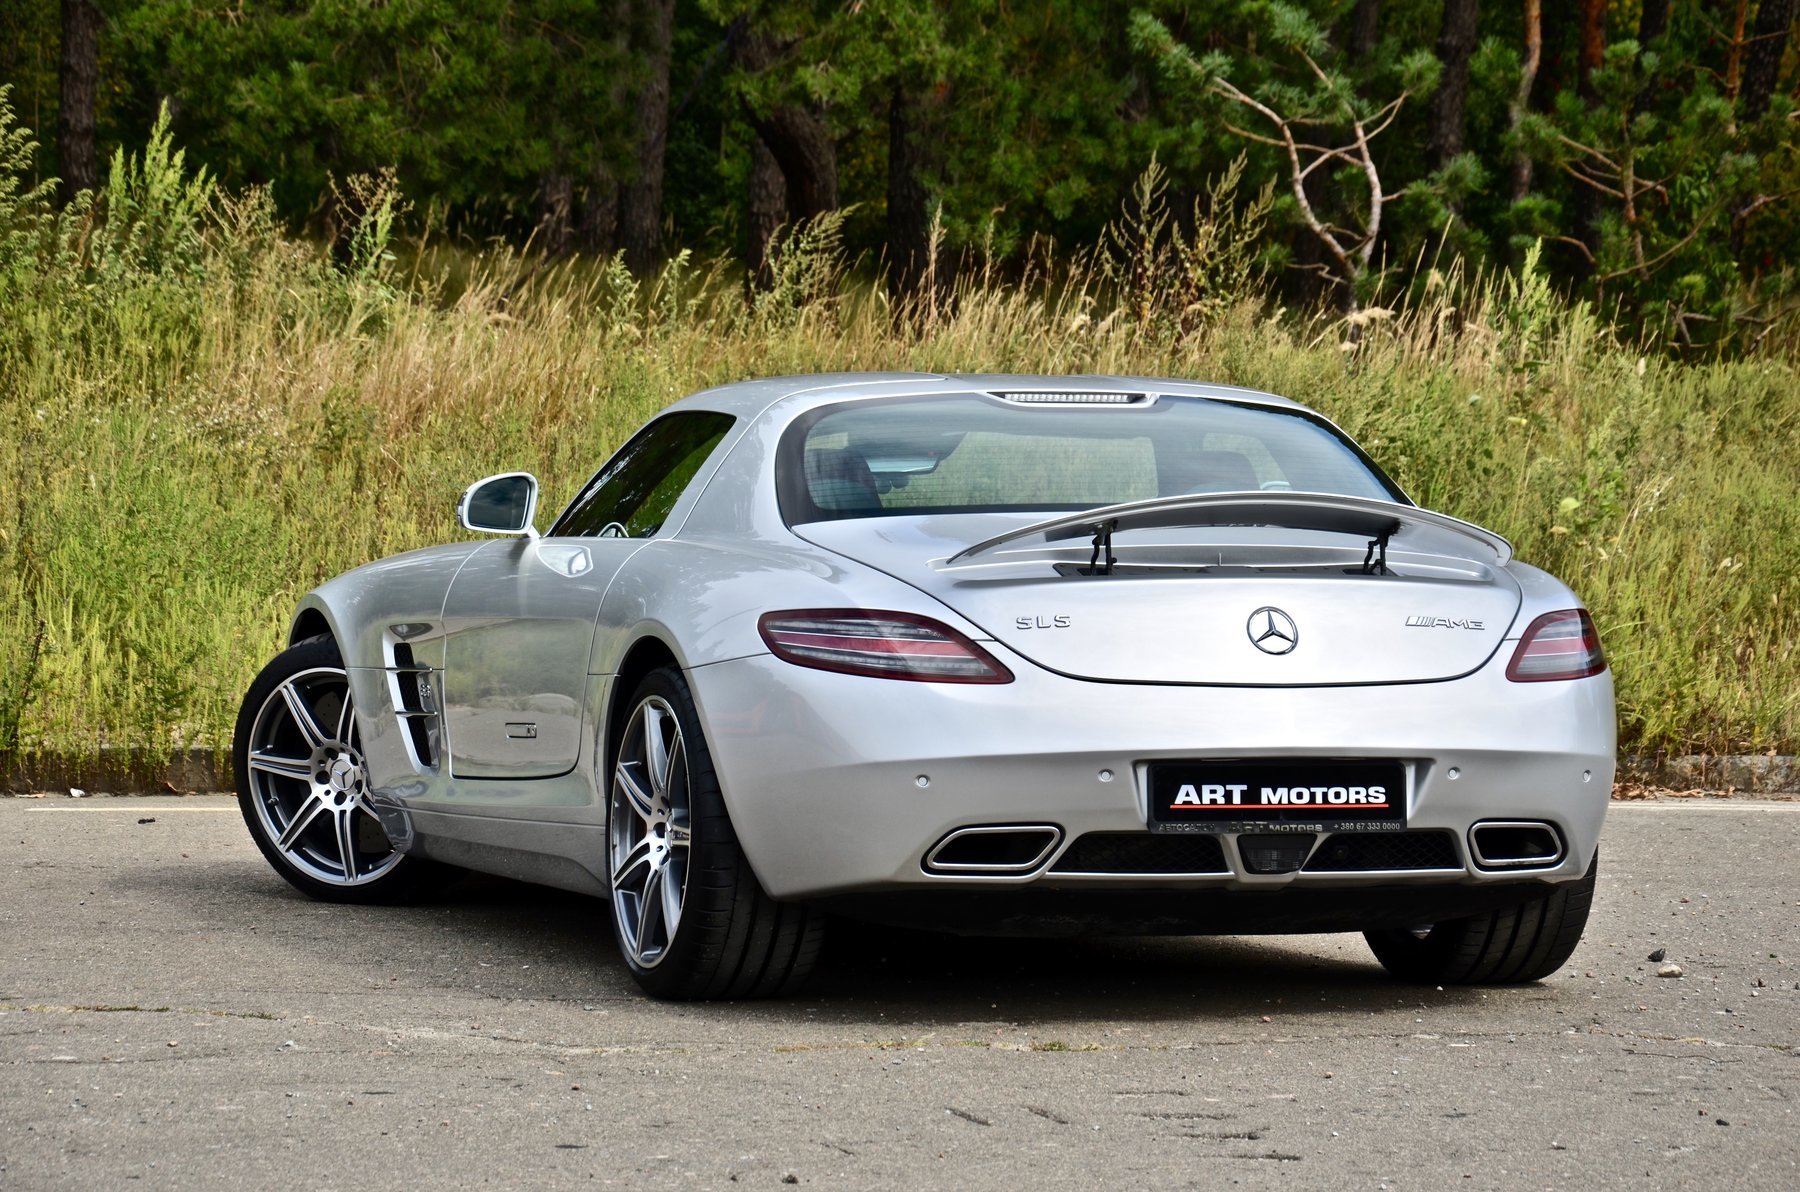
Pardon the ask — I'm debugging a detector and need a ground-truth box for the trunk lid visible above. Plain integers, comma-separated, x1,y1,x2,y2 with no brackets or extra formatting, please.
795,495,1522,686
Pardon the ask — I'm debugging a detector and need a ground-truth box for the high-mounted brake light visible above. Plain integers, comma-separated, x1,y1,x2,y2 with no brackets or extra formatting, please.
758,610,1014,683
1506,610,1606,682
992,390,1146,405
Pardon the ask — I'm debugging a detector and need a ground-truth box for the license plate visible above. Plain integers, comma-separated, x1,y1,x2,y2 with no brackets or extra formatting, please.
1147,760,1406,833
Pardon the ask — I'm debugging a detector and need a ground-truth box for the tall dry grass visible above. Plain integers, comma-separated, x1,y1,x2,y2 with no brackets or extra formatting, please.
1,95,1796,763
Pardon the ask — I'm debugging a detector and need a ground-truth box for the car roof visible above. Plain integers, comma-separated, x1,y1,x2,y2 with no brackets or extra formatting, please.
661,373,1312,422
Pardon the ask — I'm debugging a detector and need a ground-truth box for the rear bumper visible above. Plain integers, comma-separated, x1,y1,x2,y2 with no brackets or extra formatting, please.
688,652,1614,903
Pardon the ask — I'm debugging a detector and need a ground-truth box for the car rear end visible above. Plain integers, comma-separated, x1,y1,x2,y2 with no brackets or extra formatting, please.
686,381,1613,937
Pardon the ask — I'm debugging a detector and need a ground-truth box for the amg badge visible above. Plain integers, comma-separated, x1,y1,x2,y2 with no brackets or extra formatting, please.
1405,615,1485,630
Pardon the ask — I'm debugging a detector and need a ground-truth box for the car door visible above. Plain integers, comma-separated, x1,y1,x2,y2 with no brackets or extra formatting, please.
439,536,638,779
439,411,738,781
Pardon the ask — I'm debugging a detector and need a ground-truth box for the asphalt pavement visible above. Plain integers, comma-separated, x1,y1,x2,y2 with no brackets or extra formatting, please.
2,795,1795,1190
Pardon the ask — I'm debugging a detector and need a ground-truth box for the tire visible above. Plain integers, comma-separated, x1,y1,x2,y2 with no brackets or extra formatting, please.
1364,853,1597,985
233,635,437,903
606,667,824,999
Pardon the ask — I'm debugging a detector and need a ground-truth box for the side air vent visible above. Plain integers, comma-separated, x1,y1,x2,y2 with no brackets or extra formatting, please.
390,642,440,771
924,825,1062,875
991,390,1148,405
1049,832,1228,875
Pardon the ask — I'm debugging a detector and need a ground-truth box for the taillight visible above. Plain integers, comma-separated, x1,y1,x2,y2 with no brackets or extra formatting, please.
1506,610,1606,682
758,610,1014,683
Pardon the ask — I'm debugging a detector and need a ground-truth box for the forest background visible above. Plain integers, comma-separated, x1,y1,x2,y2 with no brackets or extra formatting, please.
1,0,1798,778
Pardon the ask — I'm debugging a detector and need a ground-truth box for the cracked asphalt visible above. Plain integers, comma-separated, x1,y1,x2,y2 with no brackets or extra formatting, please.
2,796,1795,1190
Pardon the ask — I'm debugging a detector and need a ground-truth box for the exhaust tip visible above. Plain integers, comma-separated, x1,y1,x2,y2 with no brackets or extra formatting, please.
1469,821,1565,870
924,825,1062,875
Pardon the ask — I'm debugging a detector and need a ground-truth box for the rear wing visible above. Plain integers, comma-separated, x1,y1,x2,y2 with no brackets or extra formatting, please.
942,492,1512,568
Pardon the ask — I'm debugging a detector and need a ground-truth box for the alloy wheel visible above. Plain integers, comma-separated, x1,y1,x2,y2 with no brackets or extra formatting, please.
244,666,401,887
609,695,692,969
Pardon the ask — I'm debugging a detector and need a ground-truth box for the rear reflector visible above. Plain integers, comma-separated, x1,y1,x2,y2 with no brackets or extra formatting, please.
1506,609,1607,682
758,610,1014,683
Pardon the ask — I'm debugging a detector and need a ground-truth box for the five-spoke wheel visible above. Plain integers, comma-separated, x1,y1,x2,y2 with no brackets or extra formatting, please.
606,668,824,998
234,636,433,902
608,693,693,969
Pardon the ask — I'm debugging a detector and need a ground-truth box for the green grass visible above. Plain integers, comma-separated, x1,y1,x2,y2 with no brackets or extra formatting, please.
0,100,1796,764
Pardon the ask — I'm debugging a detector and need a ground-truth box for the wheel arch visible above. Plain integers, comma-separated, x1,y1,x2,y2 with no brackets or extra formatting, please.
602,635,685,776
598,632,781,887
289,605,336,647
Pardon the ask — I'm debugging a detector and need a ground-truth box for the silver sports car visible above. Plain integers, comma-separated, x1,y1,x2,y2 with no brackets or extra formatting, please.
234,373,1614,999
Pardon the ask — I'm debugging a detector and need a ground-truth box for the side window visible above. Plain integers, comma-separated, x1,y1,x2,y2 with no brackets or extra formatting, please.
552,412,736,538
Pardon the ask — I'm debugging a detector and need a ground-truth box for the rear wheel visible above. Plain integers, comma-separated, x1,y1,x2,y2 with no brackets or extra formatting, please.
234,636,437,903
1364,854,1597,984
607,667,824,999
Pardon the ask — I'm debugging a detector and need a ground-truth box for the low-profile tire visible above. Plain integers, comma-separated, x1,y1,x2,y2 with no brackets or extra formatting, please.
1364,853,1597,985
233,635,438,904
607,666,824,999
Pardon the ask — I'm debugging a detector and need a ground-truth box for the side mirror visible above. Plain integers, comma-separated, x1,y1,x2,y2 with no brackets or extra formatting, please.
458,472,540,537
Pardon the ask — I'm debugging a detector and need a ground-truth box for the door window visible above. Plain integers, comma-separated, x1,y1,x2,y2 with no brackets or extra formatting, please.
552,412,736,538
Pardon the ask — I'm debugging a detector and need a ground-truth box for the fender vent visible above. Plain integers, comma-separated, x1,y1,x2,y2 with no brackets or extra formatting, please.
390,642,440,771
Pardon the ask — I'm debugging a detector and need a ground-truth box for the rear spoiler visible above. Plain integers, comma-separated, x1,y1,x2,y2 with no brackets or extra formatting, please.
942,492,1512,567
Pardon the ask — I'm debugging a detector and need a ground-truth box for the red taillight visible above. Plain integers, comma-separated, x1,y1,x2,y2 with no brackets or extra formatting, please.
1506,610,1607,682
758,610,1014,683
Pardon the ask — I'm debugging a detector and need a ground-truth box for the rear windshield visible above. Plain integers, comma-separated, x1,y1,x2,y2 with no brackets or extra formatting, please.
777,394,1403,524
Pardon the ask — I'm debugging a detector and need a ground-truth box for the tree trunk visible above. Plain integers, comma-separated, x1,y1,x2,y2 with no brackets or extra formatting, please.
1633,0,1671,112
1427,0,1480,170
619,0,676,275
756,108,838,218
1739,0,1797,123
886,85,939,302
1724,0,1750,103
735,29,839,221
1571,0,1609,282
1347,0,1381,60
57,0,101,204
580,164,620,257
1577,0,1607,100
1285,167,1346,312
746,135,786,293
1508,0,1542,202
1732,0,1798,250
579,0,627,259
536,171,575,256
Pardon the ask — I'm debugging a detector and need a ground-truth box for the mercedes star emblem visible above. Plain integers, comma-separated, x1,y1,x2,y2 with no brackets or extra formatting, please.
1248,607,1299,655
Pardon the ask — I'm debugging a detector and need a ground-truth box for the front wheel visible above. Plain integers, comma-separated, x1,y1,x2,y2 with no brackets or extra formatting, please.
234,636,437,903
607,667,824,999
1364,854,1598,984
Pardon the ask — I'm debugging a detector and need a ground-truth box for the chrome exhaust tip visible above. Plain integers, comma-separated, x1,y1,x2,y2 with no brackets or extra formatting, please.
923,825,1063,875
1469,821,1565,870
